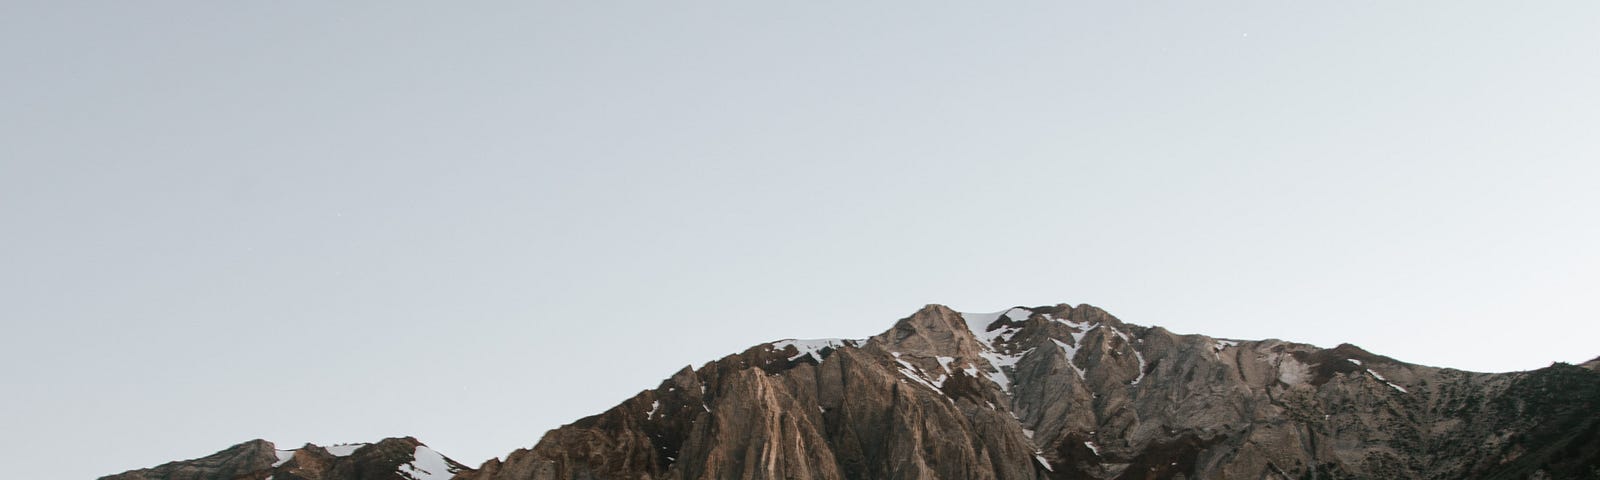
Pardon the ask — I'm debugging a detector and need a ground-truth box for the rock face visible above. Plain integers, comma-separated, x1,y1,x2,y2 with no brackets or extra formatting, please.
102,303,1600,480
102,437,468,480
460,304,1600,480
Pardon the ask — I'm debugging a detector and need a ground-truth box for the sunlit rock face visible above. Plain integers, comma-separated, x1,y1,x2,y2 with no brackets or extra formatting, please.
461,304,1600,480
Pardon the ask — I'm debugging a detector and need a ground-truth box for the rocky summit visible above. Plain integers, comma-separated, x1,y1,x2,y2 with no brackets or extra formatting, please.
104,304,1600,480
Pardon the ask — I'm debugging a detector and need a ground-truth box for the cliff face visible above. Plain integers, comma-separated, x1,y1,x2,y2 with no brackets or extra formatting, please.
461,304,1600,480
102,303,1600,480
101,437,467,480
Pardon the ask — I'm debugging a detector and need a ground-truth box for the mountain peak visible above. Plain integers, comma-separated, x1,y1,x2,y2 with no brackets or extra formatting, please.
875,303,987,357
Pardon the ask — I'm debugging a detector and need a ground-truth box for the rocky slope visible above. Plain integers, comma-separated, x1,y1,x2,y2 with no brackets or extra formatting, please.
101,436,467,480
103,303,1599,480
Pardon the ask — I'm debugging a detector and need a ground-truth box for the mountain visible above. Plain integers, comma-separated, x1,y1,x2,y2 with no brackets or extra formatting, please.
102,303,1600,480
100,437,467,480
460,304,1599,480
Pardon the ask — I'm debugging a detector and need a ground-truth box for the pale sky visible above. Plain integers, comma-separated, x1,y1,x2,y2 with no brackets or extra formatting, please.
3,2,1598,479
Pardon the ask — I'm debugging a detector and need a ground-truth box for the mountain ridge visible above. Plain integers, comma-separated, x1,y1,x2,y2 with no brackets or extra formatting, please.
101,436,467,480
102,303,1600,480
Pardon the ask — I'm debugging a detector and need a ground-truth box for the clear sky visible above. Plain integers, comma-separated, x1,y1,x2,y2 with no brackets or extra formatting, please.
3,2,1598,479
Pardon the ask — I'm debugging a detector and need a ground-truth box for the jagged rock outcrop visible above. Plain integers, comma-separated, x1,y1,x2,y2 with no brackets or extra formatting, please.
460,303,1600,480
102,437,468,480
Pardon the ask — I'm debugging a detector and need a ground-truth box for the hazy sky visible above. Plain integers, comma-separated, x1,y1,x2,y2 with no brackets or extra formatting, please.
3,2,1598,479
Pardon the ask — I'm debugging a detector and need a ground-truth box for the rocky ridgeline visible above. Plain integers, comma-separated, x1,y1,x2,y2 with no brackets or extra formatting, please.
103,304,1600,480
102,436,465,480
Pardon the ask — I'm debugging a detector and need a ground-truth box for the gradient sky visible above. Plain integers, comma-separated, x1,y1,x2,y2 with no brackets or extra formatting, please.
3,2,1598,479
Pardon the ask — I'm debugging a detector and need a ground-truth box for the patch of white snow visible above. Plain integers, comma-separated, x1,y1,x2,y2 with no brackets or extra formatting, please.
964,309,1026,346
1107,328,1146,385
895,358,946,390
1131,348,1147,385
1005,308,1033,323
324,444,366,457
1051,338,1087,380
1213,339,1239,358
1035,453,1054,472
1366,369,1407,393
959,310,1032,393
398,446,458,480
770,338,860,363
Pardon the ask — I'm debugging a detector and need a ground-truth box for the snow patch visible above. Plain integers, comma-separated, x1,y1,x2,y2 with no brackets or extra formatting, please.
398,445,458,480
324,444,366,457
770,338,860,363
1035,453,1054,472
978,349,1028,392
646,400,660,419
1131,348,1147,385
1107,328,1146,385
965,309,1027,346
1366,369,1407,393
1005,308,1033,323
1050,339,1087,380
1085,441,1101,456
895,358,944,391
1052,312,1099,329
1347,358,1362,365
960,309,1032,393
273,450,294,467
1212,339,1239,358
